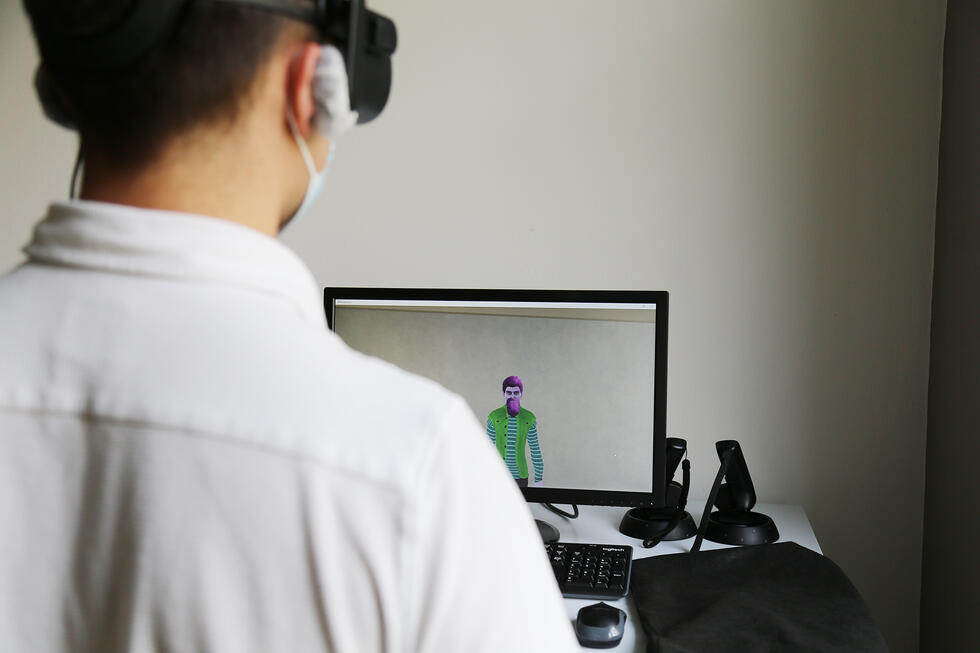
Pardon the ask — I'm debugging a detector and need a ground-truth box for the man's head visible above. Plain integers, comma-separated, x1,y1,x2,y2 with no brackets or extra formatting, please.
23,0,329,232
502,375,523,417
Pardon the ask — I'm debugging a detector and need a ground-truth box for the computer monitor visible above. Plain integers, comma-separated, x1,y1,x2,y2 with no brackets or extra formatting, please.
324,289,669,509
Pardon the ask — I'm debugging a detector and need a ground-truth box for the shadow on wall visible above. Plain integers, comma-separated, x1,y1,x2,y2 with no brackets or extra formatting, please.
791,5,936,653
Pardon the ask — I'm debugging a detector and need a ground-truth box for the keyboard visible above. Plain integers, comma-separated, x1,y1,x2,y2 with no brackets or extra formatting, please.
545,542,633,600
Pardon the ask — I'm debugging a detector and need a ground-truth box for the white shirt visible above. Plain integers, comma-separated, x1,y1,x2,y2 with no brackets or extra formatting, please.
0,201,577,653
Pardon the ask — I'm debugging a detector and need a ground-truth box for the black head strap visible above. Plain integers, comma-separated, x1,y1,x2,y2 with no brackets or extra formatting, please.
28,0,396,124
27,0,189,74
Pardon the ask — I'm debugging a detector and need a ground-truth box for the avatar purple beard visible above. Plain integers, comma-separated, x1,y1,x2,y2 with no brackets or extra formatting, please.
502,375,524,417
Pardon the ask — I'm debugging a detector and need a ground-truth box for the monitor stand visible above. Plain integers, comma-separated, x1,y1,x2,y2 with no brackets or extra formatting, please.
536,519,560,543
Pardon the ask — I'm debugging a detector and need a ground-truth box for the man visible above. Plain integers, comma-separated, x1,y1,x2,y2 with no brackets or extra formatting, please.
487,375,544,487
0,2,576,651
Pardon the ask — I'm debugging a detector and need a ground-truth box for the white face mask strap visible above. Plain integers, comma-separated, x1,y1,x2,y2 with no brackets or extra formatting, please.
69,144,83,199
286,107,318,179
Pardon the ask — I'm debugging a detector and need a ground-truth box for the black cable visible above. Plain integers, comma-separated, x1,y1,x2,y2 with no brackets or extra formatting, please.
691,448,733,553
542,503,579,519
69,145,83,199
642,459,691,548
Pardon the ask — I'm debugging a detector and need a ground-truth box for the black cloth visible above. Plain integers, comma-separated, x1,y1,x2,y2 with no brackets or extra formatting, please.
630,542,888,653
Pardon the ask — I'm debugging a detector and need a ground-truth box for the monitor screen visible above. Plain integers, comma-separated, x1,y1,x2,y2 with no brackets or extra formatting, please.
325,289,669,507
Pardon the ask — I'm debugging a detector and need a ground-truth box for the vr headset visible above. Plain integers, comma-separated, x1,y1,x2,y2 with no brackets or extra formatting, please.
28,0,397,126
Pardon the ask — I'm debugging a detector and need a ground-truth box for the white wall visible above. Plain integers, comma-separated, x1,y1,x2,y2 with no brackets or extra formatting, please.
0,2,78,264
0,2,945,651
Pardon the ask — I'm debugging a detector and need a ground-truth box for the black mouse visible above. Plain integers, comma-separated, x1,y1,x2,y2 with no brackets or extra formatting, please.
535,519,560,543
575,601,626,648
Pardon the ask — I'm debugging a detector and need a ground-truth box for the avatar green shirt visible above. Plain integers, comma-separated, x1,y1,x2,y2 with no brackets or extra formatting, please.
486,407,543,482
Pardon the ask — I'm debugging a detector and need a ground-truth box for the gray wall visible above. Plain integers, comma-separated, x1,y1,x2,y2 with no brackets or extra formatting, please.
920,1,979,651
337,307,656,491
0,2,946,650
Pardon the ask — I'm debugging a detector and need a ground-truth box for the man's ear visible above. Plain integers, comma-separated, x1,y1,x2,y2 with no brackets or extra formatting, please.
285,42,321,136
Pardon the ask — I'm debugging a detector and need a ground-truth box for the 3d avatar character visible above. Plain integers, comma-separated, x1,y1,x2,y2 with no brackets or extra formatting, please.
486,375,543,487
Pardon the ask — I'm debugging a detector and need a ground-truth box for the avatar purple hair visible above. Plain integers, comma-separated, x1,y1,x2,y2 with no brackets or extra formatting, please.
502,375,523,393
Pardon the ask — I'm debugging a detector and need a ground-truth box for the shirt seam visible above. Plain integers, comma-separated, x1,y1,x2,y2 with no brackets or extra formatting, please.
19,258,323,329
0,401,404,493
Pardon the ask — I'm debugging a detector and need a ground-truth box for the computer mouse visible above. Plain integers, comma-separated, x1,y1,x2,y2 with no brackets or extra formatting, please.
535,519,560,543
575,601,626,648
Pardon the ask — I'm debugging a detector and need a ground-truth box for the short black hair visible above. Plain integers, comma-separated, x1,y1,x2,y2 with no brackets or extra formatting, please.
24,0,301,168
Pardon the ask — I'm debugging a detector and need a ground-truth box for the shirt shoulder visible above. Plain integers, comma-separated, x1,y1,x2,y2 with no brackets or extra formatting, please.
162,316,476,491
0,263,477,491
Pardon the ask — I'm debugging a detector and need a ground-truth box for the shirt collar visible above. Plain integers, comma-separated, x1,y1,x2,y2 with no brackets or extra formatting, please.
24,200,326,327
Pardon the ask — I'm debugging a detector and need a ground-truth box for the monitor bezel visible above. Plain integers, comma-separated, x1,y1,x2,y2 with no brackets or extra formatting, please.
324,288,669,509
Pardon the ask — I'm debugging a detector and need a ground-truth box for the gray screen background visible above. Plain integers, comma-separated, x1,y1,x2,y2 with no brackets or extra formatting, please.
335,307,656,492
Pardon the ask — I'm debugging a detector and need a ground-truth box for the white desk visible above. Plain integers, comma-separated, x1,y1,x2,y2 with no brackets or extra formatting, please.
529,502,821,653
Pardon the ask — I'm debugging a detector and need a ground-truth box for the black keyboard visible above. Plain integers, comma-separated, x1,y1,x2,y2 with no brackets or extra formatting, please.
545,542,633,600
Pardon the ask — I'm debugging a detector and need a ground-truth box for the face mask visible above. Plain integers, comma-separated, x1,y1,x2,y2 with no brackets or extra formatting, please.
285,108,332,227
